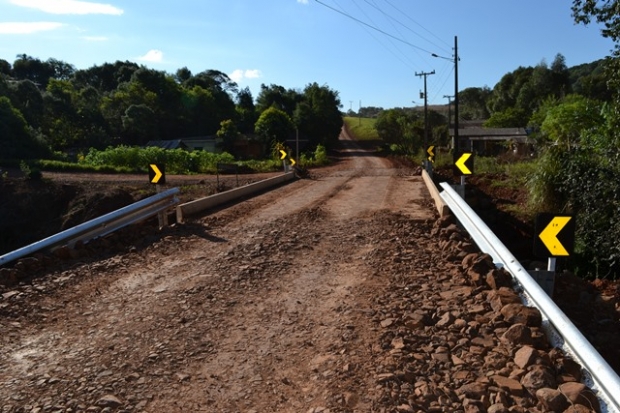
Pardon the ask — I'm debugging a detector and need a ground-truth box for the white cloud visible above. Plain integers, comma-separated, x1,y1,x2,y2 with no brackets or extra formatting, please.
136,49,164,63
297,0,309,4
244,69,262,79
229,69,244,83
229,69,262,83
10,0,123,15
0,21,64,34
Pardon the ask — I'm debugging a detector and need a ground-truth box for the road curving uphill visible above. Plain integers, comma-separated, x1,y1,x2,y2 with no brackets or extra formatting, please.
0,132,613,412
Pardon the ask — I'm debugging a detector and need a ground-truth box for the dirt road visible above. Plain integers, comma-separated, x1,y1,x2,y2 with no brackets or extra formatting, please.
0,132,600,412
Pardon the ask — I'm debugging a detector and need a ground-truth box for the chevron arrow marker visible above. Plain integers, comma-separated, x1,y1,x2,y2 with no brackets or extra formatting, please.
149,164,163,184
455,153,472,175
427,145,435,163
539,216,572,256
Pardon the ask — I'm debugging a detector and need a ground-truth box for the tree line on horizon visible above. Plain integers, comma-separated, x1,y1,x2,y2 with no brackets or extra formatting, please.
0,56,343,160
346,54,610,157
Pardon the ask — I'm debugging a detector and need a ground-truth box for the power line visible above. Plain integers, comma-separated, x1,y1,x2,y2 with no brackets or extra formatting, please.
348,0,419,69
314,0,435,55
331,0,418,71
361,0,450,56
351,0,423,70
360,0,429,69
381,0,452,52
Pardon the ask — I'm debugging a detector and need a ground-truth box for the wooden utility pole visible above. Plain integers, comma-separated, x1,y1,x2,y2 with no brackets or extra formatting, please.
415,70,435,151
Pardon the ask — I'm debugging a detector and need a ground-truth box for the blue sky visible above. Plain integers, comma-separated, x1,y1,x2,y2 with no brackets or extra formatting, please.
0,0,615,109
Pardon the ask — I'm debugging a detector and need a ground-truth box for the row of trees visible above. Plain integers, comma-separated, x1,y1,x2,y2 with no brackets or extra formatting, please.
0,56,343,159
352,53,609,158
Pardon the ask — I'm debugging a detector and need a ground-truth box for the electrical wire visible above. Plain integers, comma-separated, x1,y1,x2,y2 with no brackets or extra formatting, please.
383,0,452,53
351,0,422,70
362,0,450,58
331,0,419,71
315,0,458,106
314,0,436,55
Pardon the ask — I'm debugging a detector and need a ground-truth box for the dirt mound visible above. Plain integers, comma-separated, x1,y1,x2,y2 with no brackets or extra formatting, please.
0,177,145,256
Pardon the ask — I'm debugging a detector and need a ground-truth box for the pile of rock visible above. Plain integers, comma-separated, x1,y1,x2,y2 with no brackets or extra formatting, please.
370,215,601,412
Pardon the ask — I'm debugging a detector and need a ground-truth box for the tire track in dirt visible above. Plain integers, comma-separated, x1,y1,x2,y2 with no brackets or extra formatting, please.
1,132,435,412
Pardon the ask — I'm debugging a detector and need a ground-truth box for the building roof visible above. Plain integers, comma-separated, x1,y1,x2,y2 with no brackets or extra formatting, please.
145,139,190,150
449,127,529,142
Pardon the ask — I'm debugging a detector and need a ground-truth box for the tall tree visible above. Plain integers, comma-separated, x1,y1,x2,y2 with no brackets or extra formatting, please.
0,96,49,158
217,119,241,154
47,58,76,81
458,87,491,120
175,67,192,83
12,54,54,88
235,86,257,134
254,106,294,149
8,80,45,128
0,59,10,76
374,108,423,155
256,84,301,116
72,61,139,92
298,82,342,148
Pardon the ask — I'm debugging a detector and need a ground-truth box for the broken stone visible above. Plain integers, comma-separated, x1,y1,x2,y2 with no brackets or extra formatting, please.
491,375,524,397
96,395,122,408
500,303,542,327
457,382,488,398
514,346,537,369
558,382,600,412
535,387,569,412
500,324,532,345
521,365,556,393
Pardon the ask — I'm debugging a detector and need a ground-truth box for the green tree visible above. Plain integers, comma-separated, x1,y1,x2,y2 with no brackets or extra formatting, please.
375,108,423,155
12,54,54,88
0,96,49,159
130,68,183,138
298,82,342,148
235,86,257,134
484,107,529,128
487,66,534,113
0,59,10,76
122,104,158,145
180,85,220,136
254,106,294,150
540,94,603,149
100,81,157,140
175,67,192,83
8,79,45,128
47,58,75,81
75,86,110,149
256,84,301,115
43,79,80,150
216,119,241,153
73,61,140,93
458,86,491,120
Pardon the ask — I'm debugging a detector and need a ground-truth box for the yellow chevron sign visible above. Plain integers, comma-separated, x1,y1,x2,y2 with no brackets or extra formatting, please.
427,145,435,163
149,163,165,184
279,149,296,166
454,152,473,175
534,214,575,257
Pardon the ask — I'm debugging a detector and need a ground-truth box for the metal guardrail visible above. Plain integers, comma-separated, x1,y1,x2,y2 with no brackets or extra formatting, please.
439,183,620,413
0,187,180,267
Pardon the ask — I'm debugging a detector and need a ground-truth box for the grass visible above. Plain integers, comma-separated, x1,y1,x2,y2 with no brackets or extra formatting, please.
343,116,380,141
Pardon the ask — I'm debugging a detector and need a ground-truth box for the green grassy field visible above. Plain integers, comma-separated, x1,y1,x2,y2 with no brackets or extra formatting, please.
343,116,380,141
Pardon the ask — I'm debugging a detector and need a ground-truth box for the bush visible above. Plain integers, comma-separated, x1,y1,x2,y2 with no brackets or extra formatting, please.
20,160,42,180
528,145,620,278
82,146,237,174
